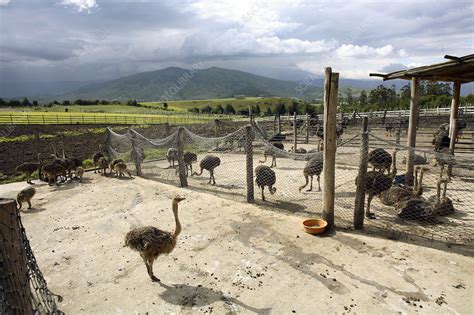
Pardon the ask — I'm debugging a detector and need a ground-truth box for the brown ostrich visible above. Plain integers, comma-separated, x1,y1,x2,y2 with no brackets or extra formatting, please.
427,178,455,216
368,148,392,174
255,165,276,201
124,196,185,282
299,155,323,192
379,166,428,206
183,152,197,176
166,148,178,167
259,142,284,167
17,187,36,210
92,144,104,173
16,161,40,184
192,155,221,185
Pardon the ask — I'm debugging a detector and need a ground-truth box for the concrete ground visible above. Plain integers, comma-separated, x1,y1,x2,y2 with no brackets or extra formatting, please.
1,174,473,314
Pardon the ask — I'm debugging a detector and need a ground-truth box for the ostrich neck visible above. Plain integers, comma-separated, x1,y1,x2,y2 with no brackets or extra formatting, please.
416,171,425,196
172,202,181,238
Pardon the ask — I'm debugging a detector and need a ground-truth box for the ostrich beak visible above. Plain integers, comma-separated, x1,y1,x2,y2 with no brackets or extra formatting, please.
174,196,186,202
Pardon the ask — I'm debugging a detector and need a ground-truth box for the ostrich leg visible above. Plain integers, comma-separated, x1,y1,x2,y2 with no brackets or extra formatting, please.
147,258,159,282
308,176,313,192
211,170,216,185
317,175,321,191
366,194,375,219
261,186,265,201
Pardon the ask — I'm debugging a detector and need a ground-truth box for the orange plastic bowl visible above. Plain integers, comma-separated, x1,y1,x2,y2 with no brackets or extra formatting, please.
303,218,328,235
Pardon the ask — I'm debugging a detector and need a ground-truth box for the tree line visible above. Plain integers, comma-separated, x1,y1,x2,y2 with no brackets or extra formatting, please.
341,82,473,112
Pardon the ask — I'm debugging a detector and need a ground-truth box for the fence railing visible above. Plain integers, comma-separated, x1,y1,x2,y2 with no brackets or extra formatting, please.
0,112,237,126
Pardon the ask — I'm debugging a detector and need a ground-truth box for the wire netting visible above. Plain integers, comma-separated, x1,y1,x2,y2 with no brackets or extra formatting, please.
106,119,474,245
0,200,63,314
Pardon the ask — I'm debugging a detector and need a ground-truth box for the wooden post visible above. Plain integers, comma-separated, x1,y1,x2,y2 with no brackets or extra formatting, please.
0,198,33,313
34,129,40,157
293,112,297,150
405,77,419,185
129,131,142,176
354,117,369,229
448,82,461,177
305,113,309,144
277,114,281,133
165,123,170,136
177,127,188,187
245,125,254,203
323,68,338,229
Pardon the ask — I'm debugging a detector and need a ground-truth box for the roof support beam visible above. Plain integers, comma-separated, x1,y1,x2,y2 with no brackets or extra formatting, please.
405,77,419,185
448,82,461,177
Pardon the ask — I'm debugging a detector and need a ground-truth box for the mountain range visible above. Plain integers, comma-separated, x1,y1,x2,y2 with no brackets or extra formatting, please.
1,66,472,101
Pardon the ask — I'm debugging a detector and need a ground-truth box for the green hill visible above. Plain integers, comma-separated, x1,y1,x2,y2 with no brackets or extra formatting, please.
60,67,323,101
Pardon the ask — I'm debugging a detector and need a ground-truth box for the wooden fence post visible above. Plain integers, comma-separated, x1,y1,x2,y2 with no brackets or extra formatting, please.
354,117,369,229
293,112,297,150
245,125,254,203
165,123,170,137
34,129,40,158
322,67,338,230
277,114,281,134
177,127,188,188
129,131,143,176
305,113,309,144
405,77,420,185
0,198,33,313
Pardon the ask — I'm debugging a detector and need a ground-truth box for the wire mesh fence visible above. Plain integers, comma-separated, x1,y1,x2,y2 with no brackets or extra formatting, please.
106,119,474,246
0,199,63,314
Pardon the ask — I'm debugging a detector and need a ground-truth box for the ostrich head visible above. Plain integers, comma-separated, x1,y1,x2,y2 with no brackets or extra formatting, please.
173,195,186,204
270,187,277,195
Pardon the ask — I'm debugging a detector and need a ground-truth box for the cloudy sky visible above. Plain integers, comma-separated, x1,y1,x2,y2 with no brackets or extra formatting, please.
0,0,473,89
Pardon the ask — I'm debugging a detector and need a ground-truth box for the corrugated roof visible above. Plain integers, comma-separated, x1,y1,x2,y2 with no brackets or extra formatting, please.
369,54,474,83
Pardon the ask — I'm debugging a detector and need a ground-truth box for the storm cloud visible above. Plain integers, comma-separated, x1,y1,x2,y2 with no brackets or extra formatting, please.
0,0,472,96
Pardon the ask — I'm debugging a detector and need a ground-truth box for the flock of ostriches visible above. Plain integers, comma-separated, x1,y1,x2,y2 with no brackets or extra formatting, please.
11,122,458,282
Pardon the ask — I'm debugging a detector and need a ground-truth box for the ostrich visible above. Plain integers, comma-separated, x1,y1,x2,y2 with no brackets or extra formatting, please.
125,196,185,282
183,152,197,176
92,144,104,173
379,166,428,206
192,155,221,185
255,165,277,201
432,123,450,152
15,161,40,184
259,142,284,167
431,147,455,178
17,187,36,210
289,146,307,154
299,155,323,192
166,148,178,168
368,148,392,174
427,178,455,216
401,152,427,166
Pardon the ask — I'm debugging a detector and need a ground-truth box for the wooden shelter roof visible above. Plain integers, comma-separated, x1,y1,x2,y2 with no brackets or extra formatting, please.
369,54,474,83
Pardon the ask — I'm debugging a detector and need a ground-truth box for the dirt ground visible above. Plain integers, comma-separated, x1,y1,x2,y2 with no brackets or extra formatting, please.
1,173,473,314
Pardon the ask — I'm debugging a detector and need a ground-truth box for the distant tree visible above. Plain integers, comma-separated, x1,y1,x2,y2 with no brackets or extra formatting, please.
32,100,38,106
213,104,224,114
201,105,212,114
303,103,316,115
0,98,6,107
287,100,300,114
224,103,235,114
399,84,410,108
53,100,60,105
22,97,31,107
265,106,273,116
359,90,368,109
127,99,138,107
100,100,109,105
188,107,200,113
163,102,168,109
9,99,21,107
275,102,286,115
345,88,354,108
252,104,261,116
63,100,70,106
